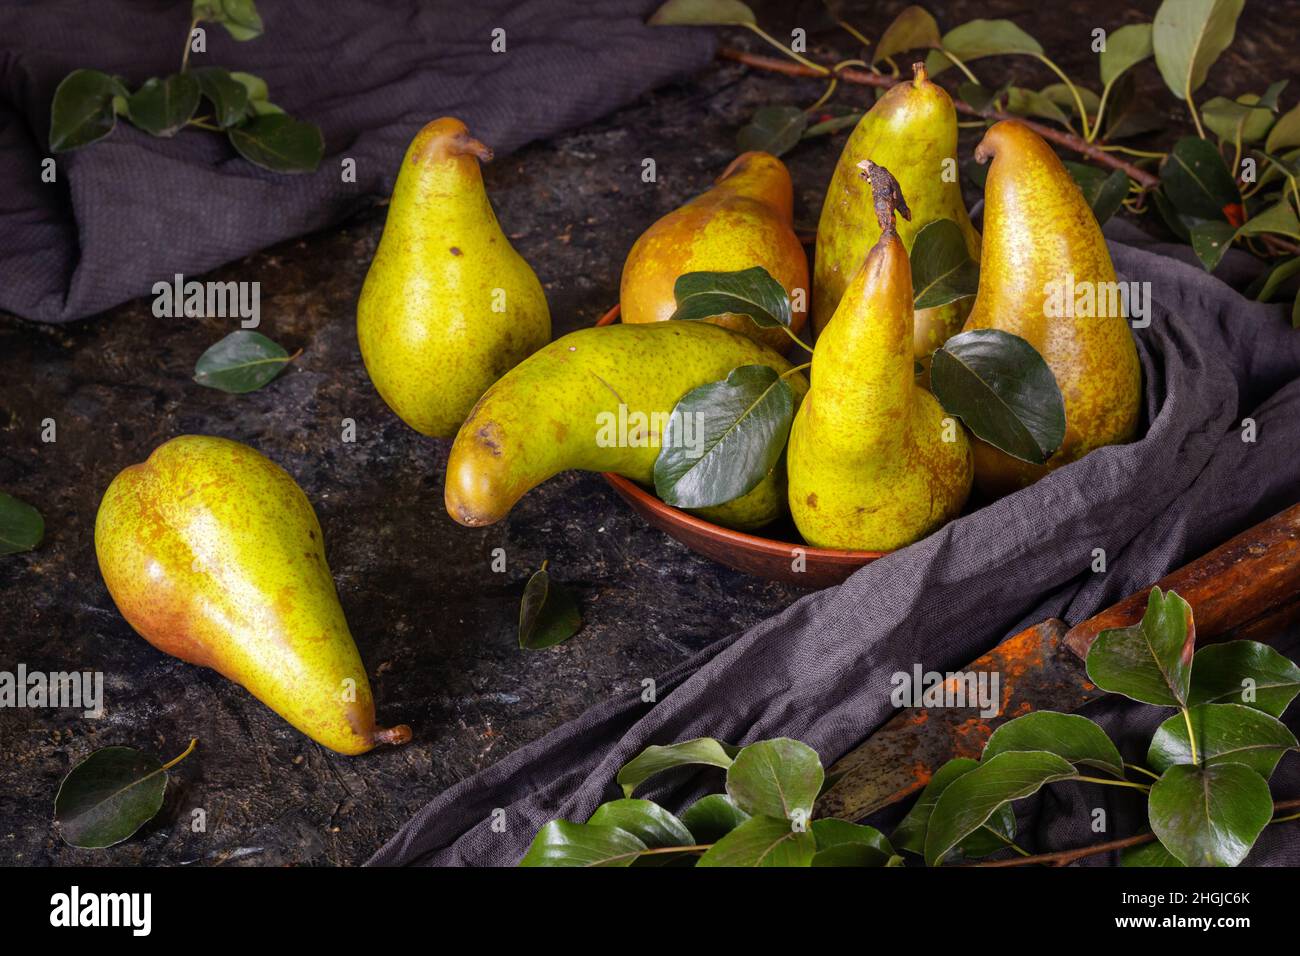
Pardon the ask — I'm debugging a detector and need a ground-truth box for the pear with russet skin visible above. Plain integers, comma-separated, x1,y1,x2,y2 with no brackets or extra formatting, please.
789,162,972,551
357,117,550,439
962,120,1141,497
620,151,809,352
95,435,410,756
814,62,979,359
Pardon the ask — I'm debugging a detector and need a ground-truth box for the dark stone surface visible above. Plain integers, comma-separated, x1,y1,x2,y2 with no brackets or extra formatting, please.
1,1,1295,865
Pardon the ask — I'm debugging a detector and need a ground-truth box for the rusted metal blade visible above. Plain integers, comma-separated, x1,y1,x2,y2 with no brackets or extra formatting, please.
815,502,1300,823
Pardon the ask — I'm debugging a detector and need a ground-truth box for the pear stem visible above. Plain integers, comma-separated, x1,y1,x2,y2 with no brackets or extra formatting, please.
856,160,910,237
161,738,199,772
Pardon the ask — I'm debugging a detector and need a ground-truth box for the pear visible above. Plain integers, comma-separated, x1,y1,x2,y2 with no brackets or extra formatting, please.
789,162,972,551
620,151,809,352
814,62,979,358
95,435,410,756
357,117,550,438
445,321,807,529
963,120,1141,496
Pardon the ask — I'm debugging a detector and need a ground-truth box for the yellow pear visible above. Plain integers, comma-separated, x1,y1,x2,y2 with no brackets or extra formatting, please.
814,63,979,358
620,151,809,351
357,117,550,438
789,162,972,550
95,436,410,755
963,120,1141,496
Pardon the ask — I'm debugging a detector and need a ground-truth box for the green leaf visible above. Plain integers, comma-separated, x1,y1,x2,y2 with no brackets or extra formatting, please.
957,82,1007,113
803,112,863,138
725,738,824,822
49,69,124,151
872,5,941,65
1189,641,1300,716
1004,87,1072,128
1064,163,1130,225
193,0,264,41
616,738,737,798
517,562,582,650
1189,220,1238,271
1103,71,1167,140
229,71,283,115
1161,136,1240,221
191,67,250,128
1238,201,1300,241
519,820,646,867
654,365,794,509
696,815,815,867
1086,587,1196,707
891,758,1016,860
228,114,323,173
930,328,1066,464
680,794,750,843
1122,840,1185,867
670,265,792,328
1148,762,1272,866
1152,0,1245,101
1147,703,1297,778
0,493,44,555
810,820,893,867
54,747,169,848
925,751,1076,866
1203,86,1287,145
588,799,695,848
982,711,1125,777
1247,256,1300,304
736,106,808,158
647,0,756,26
125,74,201,137
927,19,1043,77
1040,83,1101,117
193,329,296,393
911,219,980,309
1266,103,1300,152
1100,23,1154,87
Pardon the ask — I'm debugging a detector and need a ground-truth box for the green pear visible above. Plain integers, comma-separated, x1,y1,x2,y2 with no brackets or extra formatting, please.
445,321,807,530
790,162,972,551
357,117,550,438
814,62,979,358
95,435,410,756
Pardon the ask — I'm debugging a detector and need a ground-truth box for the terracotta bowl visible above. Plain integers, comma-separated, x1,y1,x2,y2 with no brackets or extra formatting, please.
594,305,886,588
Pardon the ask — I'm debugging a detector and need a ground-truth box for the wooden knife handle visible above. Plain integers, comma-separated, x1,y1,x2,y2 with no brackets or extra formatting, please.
1063,502,1300,661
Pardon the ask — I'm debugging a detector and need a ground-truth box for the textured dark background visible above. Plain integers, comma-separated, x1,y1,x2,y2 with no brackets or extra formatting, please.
2,0,1296,865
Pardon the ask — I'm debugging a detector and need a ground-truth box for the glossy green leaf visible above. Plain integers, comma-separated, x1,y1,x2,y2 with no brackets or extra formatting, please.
192,67,250,127
1086,587,1195,707
1148,762,1272,866
49,69,124,151
1189,640,1300,715
927,19,1043,77
810,819,893,867
229,71,282,115
736,106,808,158
1100,23,1154,87
1238,202,1300,241
696,815,815,867
1189,220,1238,271
519,820,646,867
654,365,794,509
671,265,792,328
1152,0,1245,101
872,6,941,65
518,563,582,650
126,74,201,137
193,0,264,40
982,711,1125,777
1147,703,1297,778
892,757,1016,860
680,794,750,843
193,329,295,393
930,328,1066,464
228,114,323,172
1161,136,1240,221
647,0,755,26
54,747,169,848
725,738,824,822
616,738,737,798
1266,103,1300,152
911,219,980,309
0,493,44,555
1121,839,1184,867
588,799,694,848
925,751,1076,866
1064,163,1130,225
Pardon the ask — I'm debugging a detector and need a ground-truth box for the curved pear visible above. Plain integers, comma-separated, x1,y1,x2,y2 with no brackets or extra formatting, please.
358,117,550,438
814,62,979,358
790,162,972,551
963,120,1141,496
620,151,809,352
95,436,410,756
445,322,807,529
